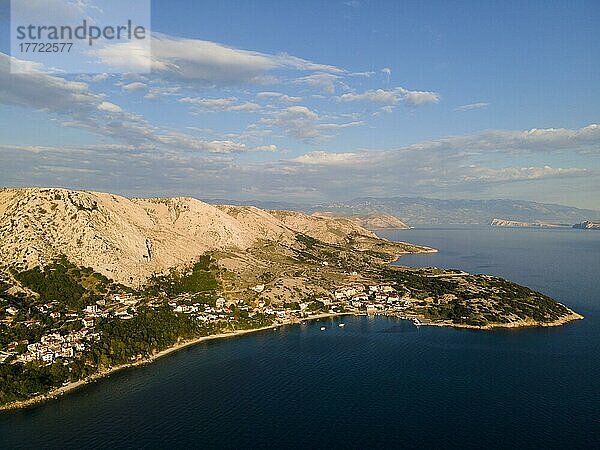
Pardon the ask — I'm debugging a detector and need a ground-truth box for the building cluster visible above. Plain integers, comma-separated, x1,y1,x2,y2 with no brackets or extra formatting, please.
167,297,237,323
15,327,98,365
330,283,412,313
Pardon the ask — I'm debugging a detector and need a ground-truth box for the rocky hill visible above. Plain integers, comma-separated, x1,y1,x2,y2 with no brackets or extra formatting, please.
349,214,410,230
490,218,570,228
0,188,391,286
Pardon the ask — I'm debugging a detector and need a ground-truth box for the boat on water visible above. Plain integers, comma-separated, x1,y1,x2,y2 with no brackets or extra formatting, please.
338,323,345,327
320,326,326,331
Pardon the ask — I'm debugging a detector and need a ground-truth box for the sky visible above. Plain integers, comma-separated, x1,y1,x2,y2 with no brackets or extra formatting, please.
0,0,599,208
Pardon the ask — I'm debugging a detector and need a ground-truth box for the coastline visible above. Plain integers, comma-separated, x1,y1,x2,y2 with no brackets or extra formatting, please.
1,306,584,412
0,312,349,412
418,310,584,330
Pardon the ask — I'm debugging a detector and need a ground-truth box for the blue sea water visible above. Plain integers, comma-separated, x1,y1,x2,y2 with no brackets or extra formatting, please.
1,226,599,449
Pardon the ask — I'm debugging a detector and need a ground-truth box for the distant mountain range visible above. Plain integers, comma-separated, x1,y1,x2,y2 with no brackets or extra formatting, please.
205,197,600,226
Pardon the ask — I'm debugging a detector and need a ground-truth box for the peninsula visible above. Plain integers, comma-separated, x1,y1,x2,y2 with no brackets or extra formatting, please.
0,188,582,410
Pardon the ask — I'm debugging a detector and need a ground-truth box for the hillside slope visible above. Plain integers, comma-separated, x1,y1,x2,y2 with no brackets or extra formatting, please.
0,188,396,286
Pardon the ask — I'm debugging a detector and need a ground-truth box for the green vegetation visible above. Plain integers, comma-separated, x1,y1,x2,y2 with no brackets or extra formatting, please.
11,257,119,310
145,256,220,297
295,233,319,250
0,360,71,406
0,306,222,406
383,268,570,326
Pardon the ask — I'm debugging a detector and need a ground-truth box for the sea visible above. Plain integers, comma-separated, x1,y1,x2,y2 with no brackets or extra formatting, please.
1,225,599,449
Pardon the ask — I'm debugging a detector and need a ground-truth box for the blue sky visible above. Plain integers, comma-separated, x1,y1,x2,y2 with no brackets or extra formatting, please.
1,0,599,208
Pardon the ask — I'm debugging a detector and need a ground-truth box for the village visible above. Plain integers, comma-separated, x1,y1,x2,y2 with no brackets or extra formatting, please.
1,275,463,367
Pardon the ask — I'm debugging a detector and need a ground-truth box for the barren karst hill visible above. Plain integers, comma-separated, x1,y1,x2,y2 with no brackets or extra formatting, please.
0,188,408,286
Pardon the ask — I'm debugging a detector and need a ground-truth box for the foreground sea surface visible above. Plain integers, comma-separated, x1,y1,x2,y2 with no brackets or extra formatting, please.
1,226,599,449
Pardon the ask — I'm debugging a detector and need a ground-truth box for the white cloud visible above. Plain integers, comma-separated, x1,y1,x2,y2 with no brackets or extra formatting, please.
97,101,123,113
459,166,589,183
405,123,600,154
260,105,363,141
403,90,440,106
455,102,489,111
256,92,302,102
0,53,101,114
90,73,109,82
294,73,340,94
381,67,392,83
144,86,181,100
92,33,344,84
178,96,261,113
262,106,321,140
337,87,440,106
156,133,248,153
255,144,278,152
294,151,368,166
1,124,598,203
122,82,147,93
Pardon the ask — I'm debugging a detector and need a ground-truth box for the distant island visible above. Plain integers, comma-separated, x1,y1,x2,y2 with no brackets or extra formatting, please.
0,188,583,411
491,218,600,230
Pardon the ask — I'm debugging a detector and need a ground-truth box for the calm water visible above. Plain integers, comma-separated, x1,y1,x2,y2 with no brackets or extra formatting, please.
1,226,599,449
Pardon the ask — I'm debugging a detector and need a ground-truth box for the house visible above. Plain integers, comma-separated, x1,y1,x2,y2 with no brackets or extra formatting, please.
82,317,95,328
366,304,377,314
215,297,226,309
251,284,265,293
85,304,99,314
41,352,54,364
375,293,388,302
58,346,74,358
113,293,132,303
5,307,18,316
343,287,358,297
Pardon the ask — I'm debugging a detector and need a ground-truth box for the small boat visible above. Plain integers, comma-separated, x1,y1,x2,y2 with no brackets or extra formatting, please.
320,326,326,331
338,323,345,328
